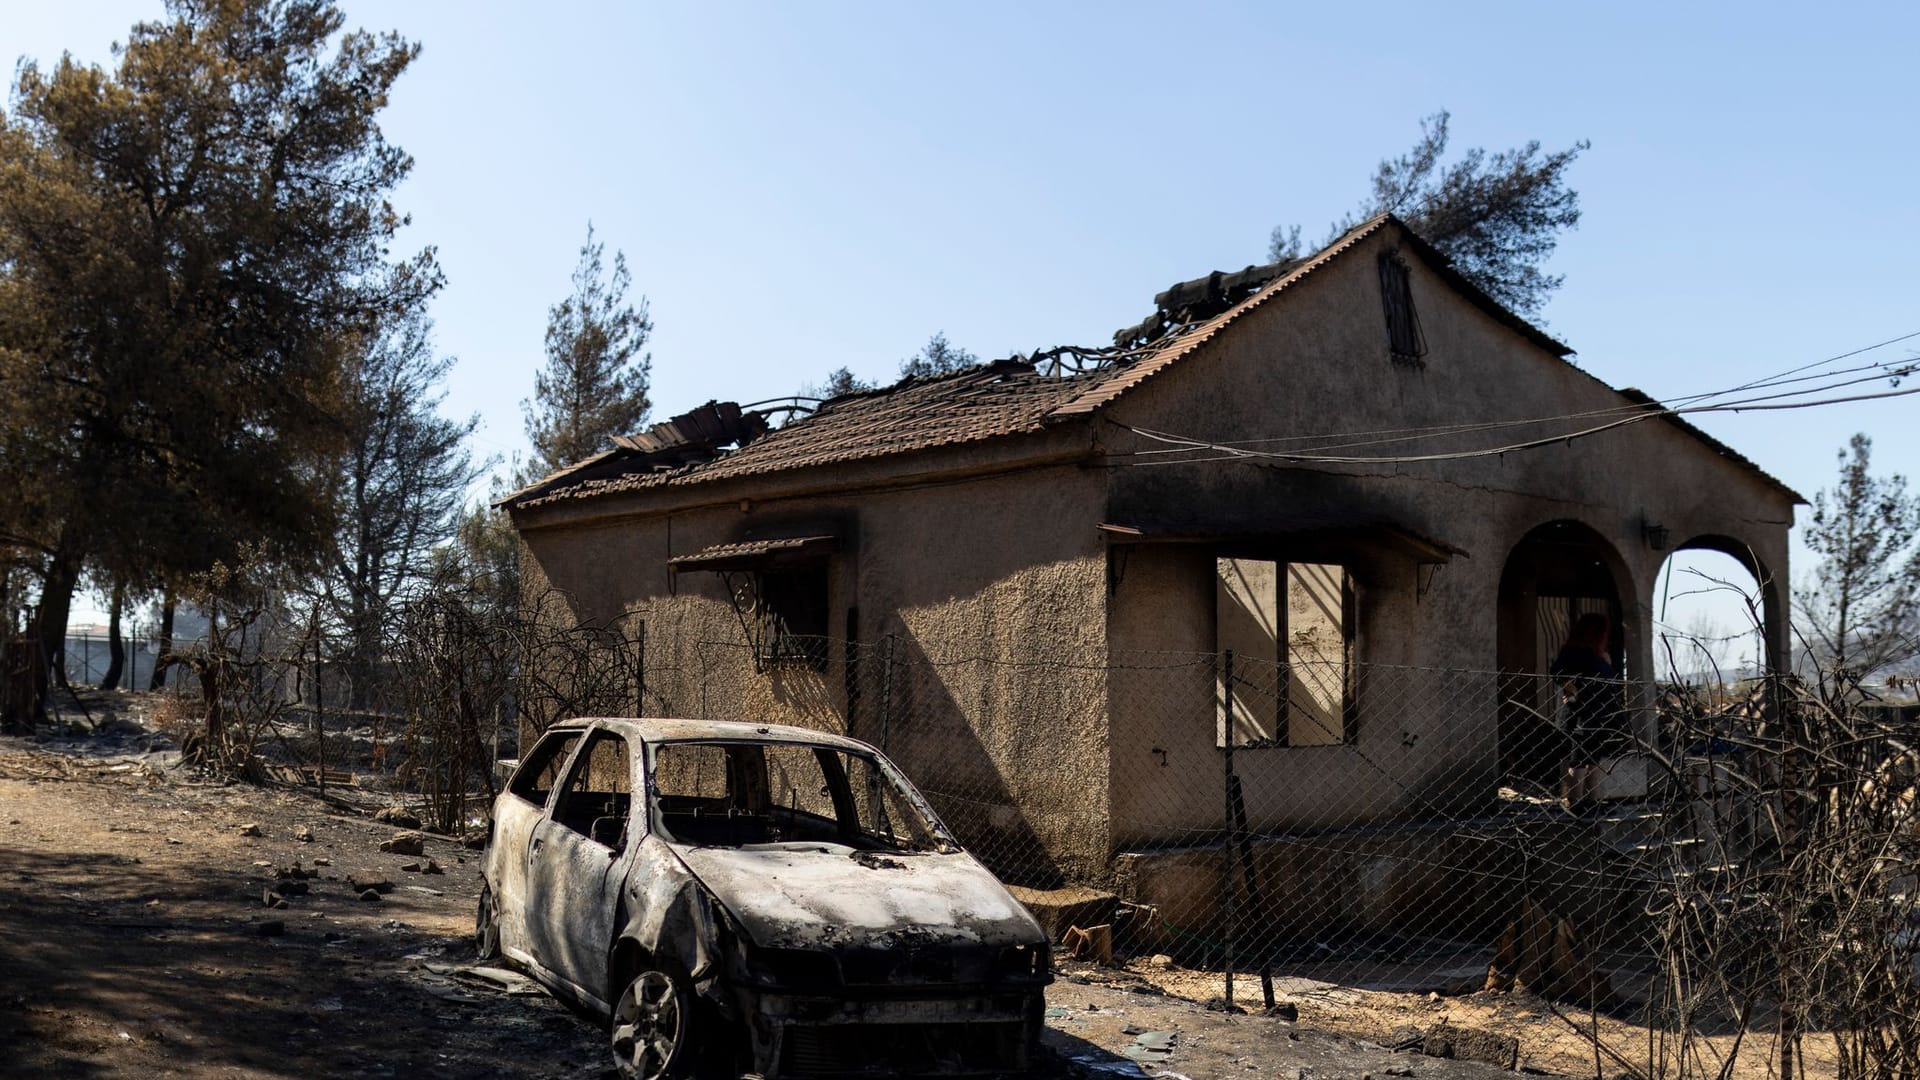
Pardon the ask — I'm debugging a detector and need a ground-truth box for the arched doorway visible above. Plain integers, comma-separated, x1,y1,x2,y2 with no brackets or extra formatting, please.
1653,535,1781,679
1496,521,1632,791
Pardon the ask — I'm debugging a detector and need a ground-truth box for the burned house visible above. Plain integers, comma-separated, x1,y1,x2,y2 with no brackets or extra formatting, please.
500,214,1799,914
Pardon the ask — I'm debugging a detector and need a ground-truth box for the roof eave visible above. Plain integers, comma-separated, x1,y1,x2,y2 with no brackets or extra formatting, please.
507,422,1097,531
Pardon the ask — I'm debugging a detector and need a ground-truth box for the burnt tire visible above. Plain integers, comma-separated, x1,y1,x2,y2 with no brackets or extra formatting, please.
474,884,501,962
610,961,696,1080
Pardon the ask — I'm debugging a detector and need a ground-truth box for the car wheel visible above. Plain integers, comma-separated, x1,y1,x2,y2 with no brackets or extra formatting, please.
474,884,501,962
610,963,695,1080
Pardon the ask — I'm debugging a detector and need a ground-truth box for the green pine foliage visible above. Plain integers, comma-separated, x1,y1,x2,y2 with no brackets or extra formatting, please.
522,224,652,479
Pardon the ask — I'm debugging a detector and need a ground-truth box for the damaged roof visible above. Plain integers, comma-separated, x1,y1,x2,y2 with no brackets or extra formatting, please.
504,214,1798,512
505,360,1102,510
1054,214,1572,418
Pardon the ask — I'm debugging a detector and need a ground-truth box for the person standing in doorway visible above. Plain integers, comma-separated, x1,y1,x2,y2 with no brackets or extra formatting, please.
1553,612,1624,810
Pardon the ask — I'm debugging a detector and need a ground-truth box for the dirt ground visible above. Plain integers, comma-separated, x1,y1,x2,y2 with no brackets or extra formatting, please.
6,694,1799,1080
1080,920,1838,1080
0,726,609,1079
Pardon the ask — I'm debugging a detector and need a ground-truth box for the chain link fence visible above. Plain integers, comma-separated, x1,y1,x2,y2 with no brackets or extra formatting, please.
123,602,1918,1078
673,635,1916,1079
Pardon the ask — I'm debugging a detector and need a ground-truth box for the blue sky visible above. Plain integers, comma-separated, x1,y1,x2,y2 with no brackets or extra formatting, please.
10,2,1918,660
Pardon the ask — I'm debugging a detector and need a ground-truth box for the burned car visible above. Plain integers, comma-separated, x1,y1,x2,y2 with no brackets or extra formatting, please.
479,718,1052,1079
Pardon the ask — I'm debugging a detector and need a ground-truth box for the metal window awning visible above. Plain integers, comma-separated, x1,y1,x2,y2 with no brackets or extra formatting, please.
1097,519,1462,565
668,534,839,573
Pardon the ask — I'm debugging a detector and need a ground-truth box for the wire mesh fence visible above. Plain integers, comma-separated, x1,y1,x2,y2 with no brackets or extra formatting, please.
674,635,1917,1079
103,603,1920,1078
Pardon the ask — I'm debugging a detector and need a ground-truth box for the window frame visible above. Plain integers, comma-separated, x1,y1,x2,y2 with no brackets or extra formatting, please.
1215,555,1359,749
643,737,956,853
508,728,586,808
1378,249,1429,365
757,564,831,671
547,729,637,848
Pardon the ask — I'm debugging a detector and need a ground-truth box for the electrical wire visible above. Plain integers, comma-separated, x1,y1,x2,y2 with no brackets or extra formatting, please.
1116,331,1920,460
1109,383,1920,467
1101,333,1920,467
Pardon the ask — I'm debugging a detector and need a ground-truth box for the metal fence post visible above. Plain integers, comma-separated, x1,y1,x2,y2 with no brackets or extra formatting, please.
634,620,646,717
879,634,897,755
315,622,326,796
1222,648,1235,1008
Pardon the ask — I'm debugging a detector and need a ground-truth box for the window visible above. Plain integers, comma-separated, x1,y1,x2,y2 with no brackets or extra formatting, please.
761,744,839,821
551,733,632,846
509,730,583,805
650,740,949,852
845,753,942,852
756,566,829,670
652,741,732,803
1378,250,1427,364
1216,558,1354,747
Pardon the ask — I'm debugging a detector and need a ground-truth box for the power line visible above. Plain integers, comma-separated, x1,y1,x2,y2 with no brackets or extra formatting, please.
1117,331,1920,460
1106,380,1920,467
1099,329,1920,467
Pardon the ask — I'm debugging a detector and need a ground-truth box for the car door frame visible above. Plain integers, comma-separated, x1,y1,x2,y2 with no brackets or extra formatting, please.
523,723,643,1012
491,726,589,964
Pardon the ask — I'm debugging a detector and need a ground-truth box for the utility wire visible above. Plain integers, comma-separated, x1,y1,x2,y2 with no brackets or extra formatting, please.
1119,331,1920,460
1106,380,1920,467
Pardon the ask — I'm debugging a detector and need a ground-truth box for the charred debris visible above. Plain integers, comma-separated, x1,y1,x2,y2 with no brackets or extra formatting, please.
506,261,1289,497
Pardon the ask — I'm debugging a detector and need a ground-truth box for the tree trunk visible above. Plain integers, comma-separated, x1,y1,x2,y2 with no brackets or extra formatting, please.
100,580,126,690
1,638,46,733
148,593,177,691
32,547,84,708
198,603,223,767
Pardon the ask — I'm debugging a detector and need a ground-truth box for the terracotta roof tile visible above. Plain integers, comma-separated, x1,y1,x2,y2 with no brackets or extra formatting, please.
667,534,839,570
508,215,1796,512
509,360,1106,509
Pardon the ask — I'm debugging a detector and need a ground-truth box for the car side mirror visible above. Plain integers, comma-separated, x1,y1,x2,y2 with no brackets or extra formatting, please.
590,816,626,850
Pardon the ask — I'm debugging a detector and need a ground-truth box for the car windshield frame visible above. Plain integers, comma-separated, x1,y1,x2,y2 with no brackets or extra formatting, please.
644,737,959,854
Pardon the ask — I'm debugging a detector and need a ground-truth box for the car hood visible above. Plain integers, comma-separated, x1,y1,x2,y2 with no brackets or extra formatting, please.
675,842,1044,950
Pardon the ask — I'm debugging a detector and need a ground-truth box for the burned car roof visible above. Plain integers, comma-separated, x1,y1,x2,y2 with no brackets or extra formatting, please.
546,717,877,752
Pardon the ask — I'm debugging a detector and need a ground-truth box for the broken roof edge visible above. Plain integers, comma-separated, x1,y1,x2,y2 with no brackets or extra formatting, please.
503,359,1084,515
495,447,628,509
497,400,776,510
1050,213,1573,421
504,425,1098,528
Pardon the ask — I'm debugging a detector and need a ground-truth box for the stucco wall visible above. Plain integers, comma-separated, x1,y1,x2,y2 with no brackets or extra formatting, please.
517,462,1116,883
514,221,1795,876
1101,223,1797,839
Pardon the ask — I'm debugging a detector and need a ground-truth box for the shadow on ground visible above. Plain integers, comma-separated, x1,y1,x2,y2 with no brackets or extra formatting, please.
0,760,604,1080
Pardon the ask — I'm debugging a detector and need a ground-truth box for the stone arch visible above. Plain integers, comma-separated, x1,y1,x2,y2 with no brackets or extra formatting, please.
1496,520,1637,789
1660,532,1787,675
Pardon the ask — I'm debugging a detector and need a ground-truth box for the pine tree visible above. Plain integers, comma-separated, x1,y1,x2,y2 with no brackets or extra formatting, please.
318,306,479,707
0,0,434,717
522,224,652,478
898,332,978,379
1270,111,1586,318
806,367,876,400
1796,434,1920,682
